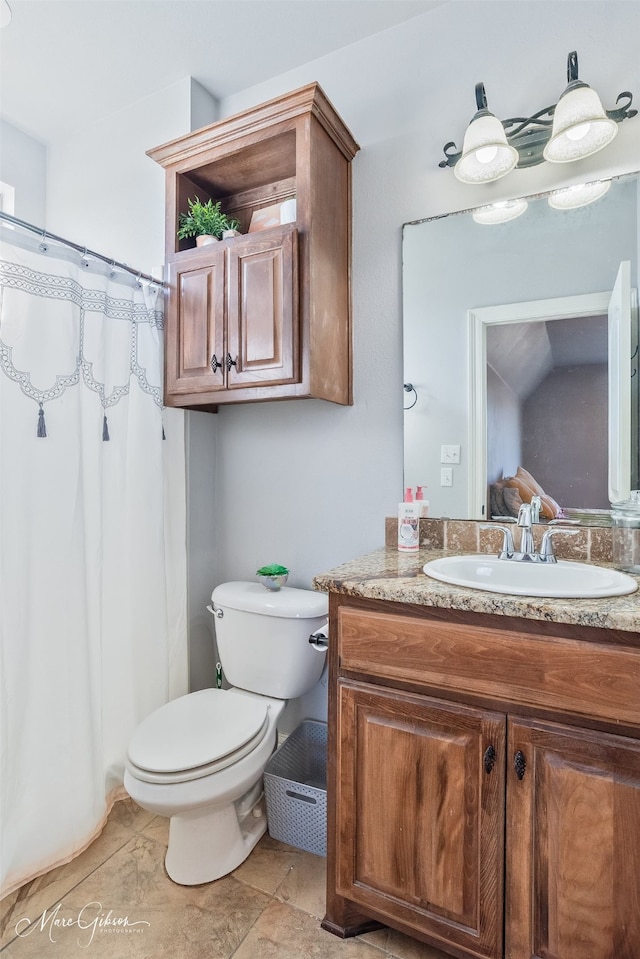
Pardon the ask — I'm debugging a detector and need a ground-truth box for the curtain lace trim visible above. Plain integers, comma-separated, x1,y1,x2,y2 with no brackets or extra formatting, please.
0,258,164,439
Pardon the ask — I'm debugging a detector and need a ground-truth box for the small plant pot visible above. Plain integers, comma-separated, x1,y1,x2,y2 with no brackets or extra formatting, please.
258,574,288,591
195,234,218,247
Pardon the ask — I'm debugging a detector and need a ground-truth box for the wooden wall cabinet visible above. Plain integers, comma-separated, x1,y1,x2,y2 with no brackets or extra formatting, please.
148,83,359,409
324,598,640,959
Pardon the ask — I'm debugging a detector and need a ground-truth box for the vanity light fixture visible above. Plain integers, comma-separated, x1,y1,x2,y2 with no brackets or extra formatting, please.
453,85,519,184
440,51,636,183
543,54,617,163
547,179,611,210
472,198,528,225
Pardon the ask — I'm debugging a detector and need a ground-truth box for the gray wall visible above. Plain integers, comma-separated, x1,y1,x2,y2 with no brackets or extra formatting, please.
522,364,609,509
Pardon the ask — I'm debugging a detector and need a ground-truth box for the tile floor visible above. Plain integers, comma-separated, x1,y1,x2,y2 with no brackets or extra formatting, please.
1,799,449,958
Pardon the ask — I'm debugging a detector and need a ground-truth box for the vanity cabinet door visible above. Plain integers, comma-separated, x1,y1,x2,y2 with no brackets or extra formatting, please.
336,681,506,959
506,717,640,959
166,249,226,397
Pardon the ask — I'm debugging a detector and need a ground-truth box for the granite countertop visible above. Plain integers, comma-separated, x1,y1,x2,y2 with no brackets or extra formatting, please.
312,547,640,633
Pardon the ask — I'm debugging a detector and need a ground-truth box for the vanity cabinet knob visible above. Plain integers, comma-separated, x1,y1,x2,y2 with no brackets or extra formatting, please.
210,353,222,373
514,750,527,780
225,353,237,372
483,745,497,774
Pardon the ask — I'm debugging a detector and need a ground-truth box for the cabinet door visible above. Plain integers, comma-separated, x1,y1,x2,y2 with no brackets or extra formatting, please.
506,718,640,959
336,681,505,959
226,225,299,389
166,250,226,395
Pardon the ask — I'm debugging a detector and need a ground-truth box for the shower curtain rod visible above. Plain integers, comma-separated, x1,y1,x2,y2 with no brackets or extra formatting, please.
0,211,164,287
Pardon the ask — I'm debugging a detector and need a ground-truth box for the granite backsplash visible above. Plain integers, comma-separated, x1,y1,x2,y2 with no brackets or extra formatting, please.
384,517,613,564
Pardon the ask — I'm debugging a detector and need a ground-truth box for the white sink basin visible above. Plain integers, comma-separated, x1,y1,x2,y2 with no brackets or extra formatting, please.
423,555,638,599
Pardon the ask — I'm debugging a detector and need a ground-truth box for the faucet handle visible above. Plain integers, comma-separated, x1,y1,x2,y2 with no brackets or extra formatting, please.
540,527,580,563
481,524,515,560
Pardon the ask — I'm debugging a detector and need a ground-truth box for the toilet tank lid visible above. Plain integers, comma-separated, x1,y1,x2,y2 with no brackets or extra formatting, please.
212,582,328,618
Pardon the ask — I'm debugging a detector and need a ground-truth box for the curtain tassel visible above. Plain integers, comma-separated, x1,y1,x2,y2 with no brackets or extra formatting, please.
102,414,110,442
37,403,47,438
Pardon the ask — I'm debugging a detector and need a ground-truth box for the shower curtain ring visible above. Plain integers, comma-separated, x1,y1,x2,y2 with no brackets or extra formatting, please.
39,229,48,253
80,247,90,268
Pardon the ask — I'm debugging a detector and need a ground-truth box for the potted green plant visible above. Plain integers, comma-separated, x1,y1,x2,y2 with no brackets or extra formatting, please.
177,197,240,246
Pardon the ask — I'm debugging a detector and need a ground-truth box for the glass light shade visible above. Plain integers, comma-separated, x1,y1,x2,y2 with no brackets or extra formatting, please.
454,112,519,184
543,85,618,163
548,179,611,210
472,198,528,225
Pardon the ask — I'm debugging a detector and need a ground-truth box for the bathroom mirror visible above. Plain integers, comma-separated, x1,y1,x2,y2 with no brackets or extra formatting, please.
402,172,640,522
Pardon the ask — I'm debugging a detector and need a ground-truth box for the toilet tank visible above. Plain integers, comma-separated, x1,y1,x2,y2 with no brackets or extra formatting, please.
211,582,329,699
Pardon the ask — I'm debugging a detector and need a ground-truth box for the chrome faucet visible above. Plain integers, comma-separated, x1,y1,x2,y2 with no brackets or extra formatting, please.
482,498,579,563
515,502,536,560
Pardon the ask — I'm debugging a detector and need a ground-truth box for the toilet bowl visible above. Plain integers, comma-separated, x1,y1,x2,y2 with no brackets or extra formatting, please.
124,582,328,885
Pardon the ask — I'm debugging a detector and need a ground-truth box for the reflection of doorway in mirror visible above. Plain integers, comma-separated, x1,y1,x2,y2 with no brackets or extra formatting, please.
486,313,609,514
468,279,637,521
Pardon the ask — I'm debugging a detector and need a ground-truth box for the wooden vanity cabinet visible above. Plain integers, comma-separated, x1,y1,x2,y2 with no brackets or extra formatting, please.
506,718,640,959
336,681,506,958
324,596,640,959
148,83,359,409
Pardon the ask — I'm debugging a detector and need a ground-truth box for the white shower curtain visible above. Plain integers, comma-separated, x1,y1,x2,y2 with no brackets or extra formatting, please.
0,226,188,898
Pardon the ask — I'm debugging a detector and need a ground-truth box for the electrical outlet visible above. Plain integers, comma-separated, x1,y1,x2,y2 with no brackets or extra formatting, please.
440,467,453,487
441,444,461,464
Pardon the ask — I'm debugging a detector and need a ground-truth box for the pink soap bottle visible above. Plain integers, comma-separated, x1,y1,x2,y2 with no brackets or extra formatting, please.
398,487,420,552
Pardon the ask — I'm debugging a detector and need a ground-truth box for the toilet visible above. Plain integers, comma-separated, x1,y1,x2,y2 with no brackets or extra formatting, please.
124,581,328,885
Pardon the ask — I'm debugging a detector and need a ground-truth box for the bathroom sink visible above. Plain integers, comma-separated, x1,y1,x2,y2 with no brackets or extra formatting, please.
423,555,638,599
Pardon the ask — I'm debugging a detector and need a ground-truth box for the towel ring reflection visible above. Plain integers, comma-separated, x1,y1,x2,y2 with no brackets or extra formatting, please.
404,383,417,410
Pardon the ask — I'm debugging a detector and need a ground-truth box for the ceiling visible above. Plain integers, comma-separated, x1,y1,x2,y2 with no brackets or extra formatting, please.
0,0,441,144
488,315,608,401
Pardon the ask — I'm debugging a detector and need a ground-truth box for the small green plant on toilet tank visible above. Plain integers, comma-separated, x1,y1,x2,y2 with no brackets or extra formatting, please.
256,564,289,591
177,197,240,244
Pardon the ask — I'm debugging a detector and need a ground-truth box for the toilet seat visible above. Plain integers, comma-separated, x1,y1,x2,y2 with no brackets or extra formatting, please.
127,688,270,784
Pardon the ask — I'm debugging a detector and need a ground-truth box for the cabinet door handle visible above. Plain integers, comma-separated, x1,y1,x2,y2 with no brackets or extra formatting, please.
225,353,237,372
210,354,222,373
514,750,526,780
483,745,496,774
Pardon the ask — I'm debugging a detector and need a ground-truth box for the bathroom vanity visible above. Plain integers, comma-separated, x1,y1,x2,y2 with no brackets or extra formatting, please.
314,546,640,959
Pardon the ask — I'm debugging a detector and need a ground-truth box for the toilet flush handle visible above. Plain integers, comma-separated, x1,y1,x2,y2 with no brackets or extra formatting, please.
206,605,224,618
309,622,329,651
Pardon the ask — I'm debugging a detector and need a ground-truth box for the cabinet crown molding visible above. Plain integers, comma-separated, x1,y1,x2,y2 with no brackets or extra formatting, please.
147,81,360,169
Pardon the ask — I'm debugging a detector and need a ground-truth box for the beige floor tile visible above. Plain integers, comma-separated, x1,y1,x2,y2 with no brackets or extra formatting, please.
232,898,389,959
360,927,452,959
139,814,170,847
108,797,155,834
274,849,327,919
232,834,303,896
2,802,459,959
1,819,134,950
2,833,272,958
